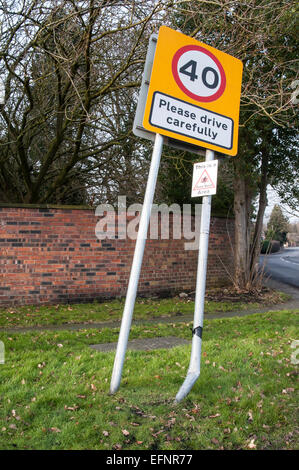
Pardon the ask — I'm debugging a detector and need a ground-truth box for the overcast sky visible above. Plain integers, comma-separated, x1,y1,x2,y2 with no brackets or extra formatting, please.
263,186,299,224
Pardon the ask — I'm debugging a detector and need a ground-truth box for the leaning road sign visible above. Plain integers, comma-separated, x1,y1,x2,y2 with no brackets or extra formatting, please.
111,25,243,402
191,160,219,197
143,26,243,156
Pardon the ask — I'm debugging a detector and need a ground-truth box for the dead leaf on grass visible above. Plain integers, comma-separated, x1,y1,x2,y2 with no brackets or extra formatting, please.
50,427,61,433
247,438,257,449
282,388,294,394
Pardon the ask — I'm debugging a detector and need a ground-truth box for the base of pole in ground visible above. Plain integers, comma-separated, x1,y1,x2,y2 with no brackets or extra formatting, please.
174,371,200,403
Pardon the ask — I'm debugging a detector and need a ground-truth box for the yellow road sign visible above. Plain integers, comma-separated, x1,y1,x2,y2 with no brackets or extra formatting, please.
143,26,243,156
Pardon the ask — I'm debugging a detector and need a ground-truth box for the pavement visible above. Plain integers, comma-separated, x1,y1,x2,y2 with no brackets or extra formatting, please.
2,279,298,352
90,336,190,352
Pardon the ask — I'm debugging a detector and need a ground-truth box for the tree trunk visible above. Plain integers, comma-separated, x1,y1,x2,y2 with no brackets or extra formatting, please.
233,160,253,290
250,153,269,283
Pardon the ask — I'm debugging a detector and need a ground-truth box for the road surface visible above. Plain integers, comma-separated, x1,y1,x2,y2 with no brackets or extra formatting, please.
260,247,299,289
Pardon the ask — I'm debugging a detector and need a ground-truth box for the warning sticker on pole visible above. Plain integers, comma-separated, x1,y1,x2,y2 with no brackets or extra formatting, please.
191,160,218,197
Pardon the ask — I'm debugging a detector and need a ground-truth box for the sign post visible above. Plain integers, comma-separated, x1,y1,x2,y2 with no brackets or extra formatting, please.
110,25,242,399
110,133,164,394
175,148,215,403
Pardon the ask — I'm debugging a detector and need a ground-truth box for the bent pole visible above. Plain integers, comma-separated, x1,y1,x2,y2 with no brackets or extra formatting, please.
110,133,164,395
175,149,215,403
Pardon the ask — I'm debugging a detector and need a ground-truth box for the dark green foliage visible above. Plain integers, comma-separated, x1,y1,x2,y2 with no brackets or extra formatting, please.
266,205,290,245
261,240,281,254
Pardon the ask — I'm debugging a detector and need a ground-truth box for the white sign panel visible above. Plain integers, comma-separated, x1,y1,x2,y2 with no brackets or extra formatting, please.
149,92,233,151
191,160,219,197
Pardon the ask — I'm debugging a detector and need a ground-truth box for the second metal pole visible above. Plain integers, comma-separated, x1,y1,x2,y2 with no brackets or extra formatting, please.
175,149,215,403
110,133,164,394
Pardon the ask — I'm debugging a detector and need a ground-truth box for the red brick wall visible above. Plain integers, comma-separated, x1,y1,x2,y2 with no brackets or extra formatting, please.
0,206,234,306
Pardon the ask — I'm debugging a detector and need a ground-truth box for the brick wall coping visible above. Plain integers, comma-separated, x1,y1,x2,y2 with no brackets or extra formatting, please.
0,203,93,210
0,202,234,219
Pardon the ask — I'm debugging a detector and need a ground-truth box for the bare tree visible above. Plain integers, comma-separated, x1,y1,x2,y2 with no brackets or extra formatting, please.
0,0,172,203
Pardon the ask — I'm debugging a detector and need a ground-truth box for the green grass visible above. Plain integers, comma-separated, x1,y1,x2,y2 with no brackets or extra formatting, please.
0,309,298,450
0,296,279,329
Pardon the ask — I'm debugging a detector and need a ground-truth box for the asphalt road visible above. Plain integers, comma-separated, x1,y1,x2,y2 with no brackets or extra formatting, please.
260,247,299,289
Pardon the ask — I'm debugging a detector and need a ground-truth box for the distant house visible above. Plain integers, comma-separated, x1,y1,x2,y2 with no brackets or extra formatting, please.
287,232,299,247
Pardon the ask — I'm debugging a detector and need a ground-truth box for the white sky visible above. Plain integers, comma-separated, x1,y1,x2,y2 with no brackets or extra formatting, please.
264,186,299,224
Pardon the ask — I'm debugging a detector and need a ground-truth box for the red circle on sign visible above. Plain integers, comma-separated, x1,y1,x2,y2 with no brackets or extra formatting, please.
172,45,226,102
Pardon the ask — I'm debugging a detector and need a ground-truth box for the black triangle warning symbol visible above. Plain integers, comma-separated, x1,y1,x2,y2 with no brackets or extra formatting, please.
193,169,215,190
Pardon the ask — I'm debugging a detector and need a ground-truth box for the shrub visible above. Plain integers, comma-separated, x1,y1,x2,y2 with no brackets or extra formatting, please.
261,240,281,254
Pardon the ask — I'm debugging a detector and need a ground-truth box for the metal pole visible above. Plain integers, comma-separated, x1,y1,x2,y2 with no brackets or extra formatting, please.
110,133,164,394
175,149,215,403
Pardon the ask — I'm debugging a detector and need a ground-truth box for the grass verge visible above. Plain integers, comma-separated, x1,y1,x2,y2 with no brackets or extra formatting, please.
0,291,288,329
0,309,298,450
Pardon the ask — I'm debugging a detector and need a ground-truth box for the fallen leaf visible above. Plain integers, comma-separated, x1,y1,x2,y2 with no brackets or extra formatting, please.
102,430,109,437
122,429,130,436
248,411,254,423
64,405,79,411
90,384,97,391
247,438,256,449
211,437,219,445
209,413,220,419
152,430,164,438
50,427,61,433
282,388,294,394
